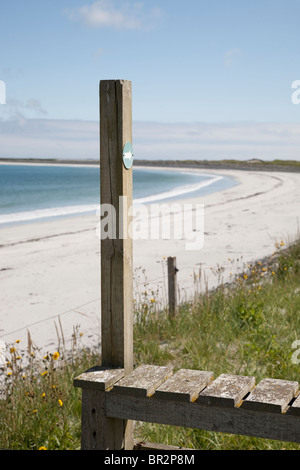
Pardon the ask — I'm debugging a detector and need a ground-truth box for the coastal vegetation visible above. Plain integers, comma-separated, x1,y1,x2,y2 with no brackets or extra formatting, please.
134,158,300,173
1,237,300,450
1,157,300,172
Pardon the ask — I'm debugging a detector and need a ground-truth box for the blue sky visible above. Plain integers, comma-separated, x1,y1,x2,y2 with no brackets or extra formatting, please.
1,0,300,160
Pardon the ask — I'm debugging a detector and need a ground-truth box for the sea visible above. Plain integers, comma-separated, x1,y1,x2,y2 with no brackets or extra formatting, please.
0,164,239,226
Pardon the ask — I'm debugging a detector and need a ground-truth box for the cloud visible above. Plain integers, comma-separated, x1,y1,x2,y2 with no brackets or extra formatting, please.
26,99,48,116
224,48,241,67
64,1,162,31
1,98,47,121
1,117,300,162
0,118,98,159
134,121,300,161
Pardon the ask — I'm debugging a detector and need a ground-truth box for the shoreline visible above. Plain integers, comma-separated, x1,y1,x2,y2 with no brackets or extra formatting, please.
0,165,237,227
1,157,300,173
1,168,300,356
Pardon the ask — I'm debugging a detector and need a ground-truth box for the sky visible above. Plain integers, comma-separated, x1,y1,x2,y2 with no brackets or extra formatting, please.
1,0,300,161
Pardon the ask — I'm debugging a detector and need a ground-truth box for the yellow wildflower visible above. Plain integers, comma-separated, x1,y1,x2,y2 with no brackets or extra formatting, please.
58,399,63,407
52,352,60,361
41,371,48,376
39,446,47,450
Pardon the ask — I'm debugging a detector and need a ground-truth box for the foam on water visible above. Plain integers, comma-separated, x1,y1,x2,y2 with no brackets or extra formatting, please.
134,174,223,204
0,164,237,226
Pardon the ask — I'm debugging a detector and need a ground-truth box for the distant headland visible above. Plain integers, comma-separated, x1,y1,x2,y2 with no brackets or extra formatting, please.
0,157,300,173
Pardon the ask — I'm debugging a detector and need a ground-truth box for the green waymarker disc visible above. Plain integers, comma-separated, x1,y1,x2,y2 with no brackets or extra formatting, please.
122,142,134,169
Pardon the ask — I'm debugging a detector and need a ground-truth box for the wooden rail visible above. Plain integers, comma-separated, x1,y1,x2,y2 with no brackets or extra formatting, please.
74,364,300,448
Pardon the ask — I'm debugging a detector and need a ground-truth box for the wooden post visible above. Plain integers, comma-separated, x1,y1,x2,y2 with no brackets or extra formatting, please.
100,79,134,449
168,257,178,318
80,79,134,450
100,79,133,373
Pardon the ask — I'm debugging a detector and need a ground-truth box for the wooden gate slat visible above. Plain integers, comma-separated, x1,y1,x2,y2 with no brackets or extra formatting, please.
154,369,213,402
197,373,255,407
74,366,125,391
112,364,173,397
242,378,299,413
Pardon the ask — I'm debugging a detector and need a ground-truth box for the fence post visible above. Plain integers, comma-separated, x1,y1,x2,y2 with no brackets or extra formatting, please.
100,79,134,449
168,257,178,318
100,80,133,373
80,79,134,450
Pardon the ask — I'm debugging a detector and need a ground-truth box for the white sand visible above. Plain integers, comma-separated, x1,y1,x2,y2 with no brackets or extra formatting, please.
0,168,300,356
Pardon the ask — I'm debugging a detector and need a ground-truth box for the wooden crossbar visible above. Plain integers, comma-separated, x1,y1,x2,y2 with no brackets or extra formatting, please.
74,364,300,448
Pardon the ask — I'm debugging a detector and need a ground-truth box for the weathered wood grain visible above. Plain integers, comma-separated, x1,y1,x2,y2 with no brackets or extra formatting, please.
81,389,127,450
100,79,133,374
76,365,300,445
155,369,213,402
105,392,300,443
197,373,255,407
98,79,134,449
113,364,173,397
242,378,299,413
74,367,124,391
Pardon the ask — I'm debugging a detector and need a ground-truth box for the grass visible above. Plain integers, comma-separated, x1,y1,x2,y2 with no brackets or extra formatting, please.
1,238,300,449
0,326,99,450
133,238,300,449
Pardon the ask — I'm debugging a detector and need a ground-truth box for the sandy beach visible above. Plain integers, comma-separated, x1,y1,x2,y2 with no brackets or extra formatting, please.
1,167,300,356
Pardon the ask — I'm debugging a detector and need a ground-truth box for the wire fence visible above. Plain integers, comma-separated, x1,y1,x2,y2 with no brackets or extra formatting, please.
0,255,240,347
0,261,205,343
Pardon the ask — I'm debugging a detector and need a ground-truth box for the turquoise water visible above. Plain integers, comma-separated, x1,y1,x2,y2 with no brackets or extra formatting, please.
0,164,238,225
